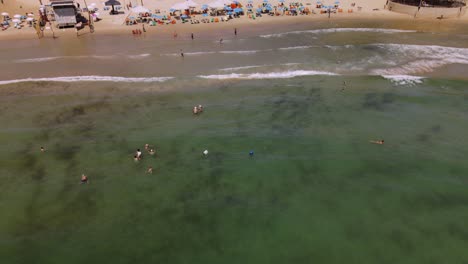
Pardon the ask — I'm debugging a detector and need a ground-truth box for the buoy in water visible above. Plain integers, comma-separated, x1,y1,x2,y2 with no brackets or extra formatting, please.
203,150,209,155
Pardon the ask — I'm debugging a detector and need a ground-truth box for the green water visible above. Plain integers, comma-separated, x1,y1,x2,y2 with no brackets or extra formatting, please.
1,76,468,263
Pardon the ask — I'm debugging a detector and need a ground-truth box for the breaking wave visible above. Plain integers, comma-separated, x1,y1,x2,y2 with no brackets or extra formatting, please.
381,75,425,86
260,28,418,38
0,76,174,85
198,70,337,80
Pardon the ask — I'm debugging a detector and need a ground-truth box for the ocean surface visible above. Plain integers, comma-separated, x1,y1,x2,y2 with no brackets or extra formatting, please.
1,20,468,263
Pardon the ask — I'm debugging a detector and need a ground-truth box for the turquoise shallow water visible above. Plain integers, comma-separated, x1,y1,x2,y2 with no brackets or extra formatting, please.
1,75,468,263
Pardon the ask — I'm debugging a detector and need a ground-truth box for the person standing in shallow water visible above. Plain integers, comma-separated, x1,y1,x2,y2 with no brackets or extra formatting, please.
234,28,237,36
191,33,194,40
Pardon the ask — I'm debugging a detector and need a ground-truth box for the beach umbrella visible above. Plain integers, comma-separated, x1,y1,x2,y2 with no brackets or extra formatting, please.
234,7,243,13
12,18,20,23
256,7,262,12
27,13,34,17
13,14,21,19
26,17,34,21
105,0,121,14
224,6,232,11
132,5,150,13
1,12,9,16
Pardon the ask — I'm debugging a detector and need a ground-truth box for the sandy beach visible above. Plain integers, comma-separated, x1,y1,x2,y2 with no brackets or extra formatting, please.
1,0,467,40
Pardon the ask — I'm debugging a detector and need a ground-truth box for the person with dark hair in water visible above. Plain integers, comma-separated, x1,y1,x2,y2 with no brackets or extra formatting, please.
81,174,88,184
370,139,384,145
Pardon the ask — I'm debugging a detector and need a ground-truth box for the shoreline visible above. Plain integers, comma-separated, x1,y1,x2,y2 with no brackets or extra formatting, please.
1,9,468,41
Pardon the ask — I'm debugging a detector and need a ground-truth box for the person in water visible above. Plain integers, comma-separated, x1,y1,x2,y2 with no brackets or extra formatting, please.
147,166,153,174
81,174,88,184
134,155,139,162
197,105,203,112
370,140,384,145
193,106,199,115
145,144,150,150
148,148,155,155
136,149,142,159
40,146,45,153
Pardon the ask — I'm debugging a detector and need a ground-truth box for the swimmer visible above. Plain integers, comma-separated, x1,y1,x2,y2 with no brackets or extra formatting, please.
136,149,142,159
219,38,223,44
203,149,209,156
249,150,254,157
148,148,155,155
134,155,139,162
370,140,385,145
40,146,45,153
193,106,199,115
147,166,153,174
197,104,203,112
145,144,150,150
80,174,88,184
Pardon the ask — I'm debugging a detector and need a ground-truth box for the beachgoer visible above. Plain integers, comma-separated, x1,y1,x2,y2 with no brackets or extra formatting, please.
142,24,146,32
193,106,198,115
180,49,184,57
219,38,223,44
40,146,45,152
149,148,155,155
370,140,385,145
81,174,88,184
191,33,194,40
147,166,153,174
234,28,237,35
145,144,150,150
134,155,139,162
136,149,142,159
203,150,209,156
249,150,254,157
197,104,203,112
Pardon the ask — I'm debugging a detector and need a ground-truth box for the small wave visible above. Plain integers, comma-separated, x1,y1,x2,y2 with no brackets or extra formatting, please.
370,43,468,75
0,76,174,85
199,70,337,80
261,28,417,38
219,65,265,71
278,45,314,51
219,50,261,54
127,53,151,59
14,57,61,63
381,75,425,86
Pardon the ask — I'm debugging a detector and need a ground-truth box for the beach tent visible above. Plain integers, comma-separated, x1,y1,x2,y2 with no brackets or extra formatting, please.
207,0,225,9
105,0,121,14
171,1,190,10
132,5,150,14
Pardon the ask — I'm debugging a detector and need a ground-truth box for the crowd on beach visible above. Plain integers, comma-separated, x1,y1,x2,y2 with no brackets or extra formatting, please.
1,0,363,34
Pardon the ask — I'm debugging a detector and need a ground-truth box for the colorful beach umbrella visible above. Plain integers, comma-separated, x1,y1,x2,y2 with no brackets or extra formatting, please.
12,18,20,23
26,17,34,21
234,7,243,13
13,14,21,18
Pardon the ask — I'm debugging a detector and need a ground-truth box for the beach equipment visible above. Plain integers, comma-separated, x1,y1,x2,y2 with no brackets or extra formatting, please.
132,5,150,13
105,0,121,15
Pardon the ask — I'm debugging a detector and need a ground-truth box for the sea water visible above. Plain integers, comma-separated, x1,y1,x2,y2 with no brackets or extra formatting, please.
1,20,468,263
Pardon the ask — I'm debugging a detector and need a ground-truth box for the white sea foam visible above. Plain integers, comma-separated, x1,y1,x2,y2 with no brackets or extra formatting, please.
260,28,417,38
127,53,151,59
278,45,314,51
371,44,468,75
381,75,425,86
0,76,174,85
219,50,262,54
219,63,301,72
199,70,337,80
14,57,62,63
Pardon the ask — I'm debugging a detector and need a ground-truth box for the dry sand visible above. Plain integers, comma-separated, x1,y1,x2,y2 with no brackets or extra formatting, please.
1,0,467,40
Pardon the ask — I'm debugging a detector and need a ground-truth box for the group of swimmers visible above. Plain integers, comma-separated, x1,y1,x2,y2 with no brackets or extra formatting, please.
193,104,204,115
134,143,156,162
